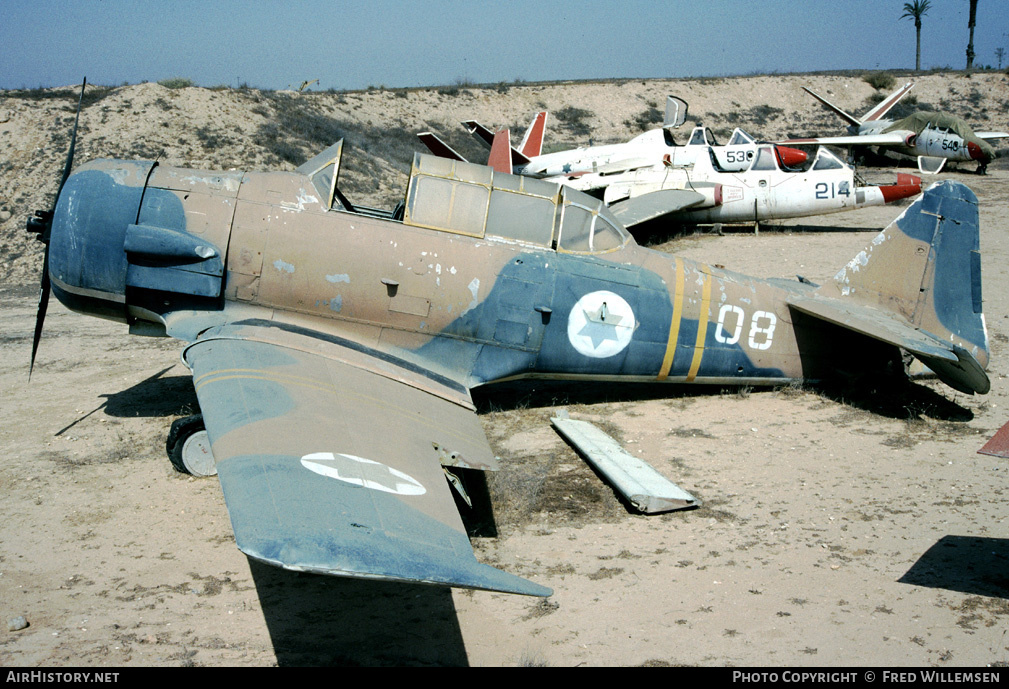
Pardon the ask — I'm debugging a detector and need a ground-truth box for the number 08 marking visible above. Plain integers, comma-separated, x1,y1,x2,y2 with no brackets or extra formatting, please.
715,305,776,351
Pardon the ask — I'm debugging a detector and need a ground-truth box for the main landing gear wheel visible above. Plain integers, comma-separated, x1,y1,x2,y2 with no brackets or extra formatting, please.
166,414,217,477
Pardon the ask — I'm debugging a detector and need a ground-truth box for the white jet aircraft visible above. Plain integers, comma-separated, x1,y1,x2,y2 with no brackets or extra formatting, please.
783,81,1009,174
420,96,808,183
584,144,922,229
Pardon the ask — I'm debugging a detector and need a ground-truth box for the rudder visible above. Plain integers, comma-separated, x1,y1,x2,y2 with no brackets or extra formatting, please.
796,181,989,394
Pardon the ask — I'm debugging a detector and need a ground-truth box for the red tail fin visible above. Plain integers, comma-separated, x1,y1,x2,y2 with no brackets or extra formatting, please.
487,129,512,174
518,112,547,157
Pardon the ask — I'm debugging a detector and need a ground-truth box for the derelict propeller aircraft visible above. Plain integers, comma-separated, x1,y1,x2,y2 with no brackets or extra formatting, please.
28,82,990,597
783,81,1009,174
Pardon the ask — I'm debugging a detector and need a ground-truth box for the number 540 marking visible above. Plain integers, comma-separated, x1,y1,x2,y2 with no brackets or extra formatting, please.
714,304,777,350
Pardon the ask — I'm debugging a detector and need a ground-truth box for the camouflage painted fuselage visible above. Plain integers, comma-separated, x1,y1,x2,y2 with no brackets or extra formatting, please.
49,150,987,399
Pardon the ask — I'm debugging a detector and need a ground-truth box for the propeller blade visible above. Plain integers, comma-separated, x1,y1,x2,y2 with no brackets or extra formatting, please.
55,78,86,210
28,77,86,378
29,246,51,380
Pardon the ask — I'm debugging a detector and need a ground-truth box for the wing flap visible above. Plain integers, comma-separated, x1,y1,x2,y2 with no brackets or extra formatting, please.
183,332,550,596
609,188,706,227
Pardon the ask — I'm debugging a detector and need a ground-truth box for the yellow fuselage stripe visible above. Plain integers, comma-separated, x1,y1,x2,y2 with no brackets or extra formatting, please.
686,265,712,382
657,258,685,380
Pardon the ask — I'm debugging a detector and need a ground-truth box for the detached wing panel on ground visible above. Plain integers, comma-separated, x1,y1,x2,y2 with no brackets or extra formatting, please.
182,324,550,596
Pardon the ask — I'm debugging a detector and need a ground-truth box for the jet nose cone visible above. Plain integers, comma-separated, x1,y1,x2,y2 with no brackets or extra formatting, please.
880,173,922,203
966,140,989,162
775,146,808,168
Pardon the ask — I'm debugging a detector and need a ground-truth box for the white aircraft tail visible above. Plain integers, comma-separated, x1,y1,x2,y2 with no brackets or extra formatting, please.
862,81,914,121
803,81,913,127
802,86,863,127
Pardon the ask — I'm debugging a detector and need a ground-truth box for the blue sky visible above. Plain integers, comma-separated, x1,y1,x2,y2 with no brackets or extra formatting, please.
3,1,1006,91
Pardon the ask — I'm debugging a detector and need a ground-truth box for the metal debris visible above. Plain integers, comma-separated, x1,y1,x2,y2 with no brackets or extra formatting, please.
551,416,699,513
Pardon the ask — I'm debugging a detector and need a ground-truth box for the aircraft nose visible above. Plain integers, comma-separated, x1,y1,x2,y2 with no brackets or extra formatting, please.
775,145,808,168
966,140,988,162
48,160,153,320
880,173,922,203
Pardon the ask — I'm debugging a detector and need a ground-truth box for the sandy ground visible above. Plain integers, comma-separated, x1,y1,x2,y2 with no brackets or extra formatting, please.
1,74,1008,666
1,164,1007,667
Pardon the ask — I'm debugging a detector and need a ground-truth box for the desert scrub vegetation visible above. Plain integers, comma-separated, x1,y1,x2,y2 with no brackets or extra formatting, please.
712,104,784,127
553,106,593,138
625,104,663,131
157,77,195,89
256,92,347,165
7,84,114,107
862,72,896,91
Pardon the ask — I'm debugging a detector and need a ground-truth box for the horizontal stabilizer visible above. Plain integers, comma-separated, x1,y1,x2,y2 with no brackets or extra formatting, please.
802,86,862,127
609,188,706,227
463,119,532,167
787,295,988,394
417,132,467,162
863,81,914,122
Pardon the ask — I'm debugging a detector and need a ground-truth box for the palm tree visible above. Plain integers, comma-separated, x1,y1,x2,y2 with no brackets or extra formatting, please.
901,0,932,71
966,0,979,69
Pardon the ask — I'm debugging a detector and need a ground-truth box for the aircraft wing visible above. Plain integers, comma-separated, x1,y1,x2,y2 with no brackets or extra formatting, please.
608,188,707,227
181,321,551,596
976,131,1009,141
781,132,910,147
592,157,656,175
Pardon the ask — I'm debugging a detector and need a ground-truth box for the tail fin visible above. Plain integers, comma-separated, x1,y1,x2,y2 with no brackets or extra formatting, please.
463,118,533,168
417,132,468,162
802,86,863,127
487,129,513,174
787,181,989,394
462,119,495,148
518,111,547,157
862,81,914,122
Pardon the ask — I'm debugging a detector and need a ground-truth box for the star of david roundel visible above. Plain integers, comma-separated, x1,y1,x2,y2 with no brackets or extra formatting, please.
566,290,636,359
301,453,426,495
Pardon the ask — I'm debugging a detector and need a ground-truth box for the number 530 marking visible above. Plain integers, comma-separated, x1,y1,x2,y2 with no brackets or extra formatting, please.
714,304,777,350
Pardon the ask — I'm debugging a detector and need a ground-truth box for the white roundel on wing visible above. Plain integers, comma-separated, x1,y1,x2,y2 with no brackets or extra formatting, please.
566,290,636,358
300,453,426,495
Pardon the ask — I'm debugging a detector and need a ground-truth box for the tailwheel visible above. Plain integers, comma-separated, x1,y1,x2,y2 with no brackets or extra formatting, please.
166,414,217,477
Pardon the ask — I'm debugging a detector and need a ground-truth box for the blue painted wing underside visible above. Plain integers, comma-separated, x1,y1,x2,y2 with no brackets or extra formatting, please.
184,333,550,596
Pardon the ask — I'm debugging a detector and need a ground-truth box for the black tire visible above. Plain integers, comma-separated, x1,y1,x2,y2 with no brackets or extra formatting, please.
166,414,208,475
